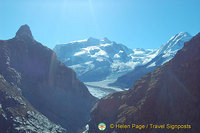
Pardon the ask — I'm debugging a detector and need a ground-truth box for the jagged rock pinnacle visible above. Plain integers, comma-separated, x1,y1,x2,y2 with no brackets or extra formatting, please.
15,24,33,40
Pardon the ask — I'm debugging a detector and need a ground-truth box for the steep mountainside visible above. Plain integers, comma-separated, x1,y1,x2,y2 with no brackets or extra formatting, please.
111,32,192,89
0,75,65,133
88,33,200,133
0,25,96,133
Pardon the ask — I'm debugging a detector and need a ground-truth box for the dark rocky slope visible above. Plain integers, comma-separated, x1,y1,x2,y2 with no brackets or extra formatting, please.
0,75,65,133
88,33,200,133
0,25,96,133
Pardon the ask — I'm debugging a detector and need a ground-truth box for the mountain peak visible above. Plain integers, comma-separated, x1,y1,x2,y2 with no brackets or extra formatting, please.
177,32,192,37
86,37,100,45
15,24,33,40
101,37,112,43
87,37,98,41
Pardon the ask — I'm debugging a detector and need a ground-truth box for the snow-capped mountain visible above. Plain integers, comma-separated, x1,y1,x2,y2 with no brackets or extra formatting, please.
54,37,156,82
110,32,193,89
54,37,156,98
54,32,192,98
153,32,192,65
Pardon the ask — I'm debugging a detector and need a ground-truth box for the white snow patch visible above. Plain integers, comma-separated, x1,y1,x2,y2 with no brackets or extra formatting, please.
111,60,139,72
74,46,109,58
146,49,159,59
162,53,171,58
74,51,86,56
96,58,104,62
147,62,156,68
161,59,171,65
83,46,100,52
85,61,93,65
125,61,139,69
70,39,88,43
100,43,111,47
70,64,82,69
114,54,120,58
133,50,145,55
90,49,109,58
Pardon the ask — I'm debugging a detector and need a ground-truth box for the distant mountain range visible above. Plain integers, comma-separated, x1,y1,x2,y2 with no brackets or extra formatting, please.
54,32,192,98
88,32,200,133
0,25,96,133
54,37,156,82
111,32,192,89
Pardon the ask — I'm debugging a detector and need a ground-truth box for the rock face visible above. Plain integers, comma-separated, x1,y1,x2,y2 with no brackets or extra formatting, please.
111,32,192,89
0,75,65,133
88,33,200,133
0,25,96,133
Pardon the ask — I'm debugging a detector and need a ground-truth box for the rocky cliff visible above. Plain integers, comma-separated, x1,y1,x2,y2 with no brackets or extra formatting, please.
0,25,96,133
0,75,66,133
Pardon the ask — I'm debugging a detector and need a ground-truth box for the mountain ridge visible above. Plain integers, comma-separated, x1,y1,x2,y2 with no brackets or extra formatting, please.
54,37,157,98
0,25,97,133
110,32,192,89
88,32,200,133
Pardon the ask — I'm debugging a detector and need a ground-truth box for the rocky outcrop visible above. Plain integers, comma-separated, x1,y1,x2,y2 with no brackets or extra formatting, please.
88,33,200,133
0,25,97,133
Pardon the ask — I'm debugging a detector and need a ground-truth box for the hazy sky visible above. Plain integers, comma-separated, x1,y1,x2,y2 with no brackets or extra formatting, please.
0,0,200,49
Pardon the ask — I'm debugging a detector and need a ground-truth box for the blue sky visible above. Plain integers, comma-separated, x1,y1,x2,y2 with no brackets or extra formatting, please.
0,0,200,49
